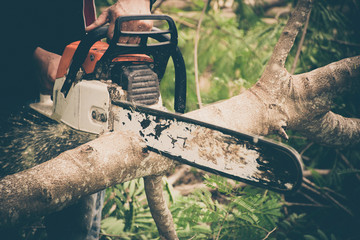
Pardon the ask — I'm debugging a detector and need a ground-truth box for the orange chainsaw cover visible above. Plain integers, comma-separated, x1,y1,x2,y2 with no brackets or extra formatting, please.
56,41,153,79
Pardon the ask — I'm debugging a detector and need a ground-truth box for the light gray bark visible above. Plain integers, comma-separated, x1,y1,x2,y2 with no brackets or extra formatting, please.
0,132,174,227
144,175,179,240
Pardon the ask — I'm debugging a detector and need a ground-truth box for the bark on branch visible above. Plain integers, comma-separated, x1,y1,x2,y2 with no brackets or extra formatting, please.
0,132,175,227
288,56,360,146
263,0,312,76
296,111,360,147
144,175,178,240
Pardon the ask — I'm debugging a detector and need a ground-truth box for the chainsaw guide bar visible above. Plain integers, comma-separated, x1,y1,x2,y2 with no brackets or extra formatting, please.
111,100,303,193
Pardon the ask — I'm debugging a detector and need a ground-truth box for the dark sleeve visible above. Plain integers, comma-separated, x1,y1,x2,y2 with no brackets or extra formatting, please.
32,1,87,55
1,0,87,107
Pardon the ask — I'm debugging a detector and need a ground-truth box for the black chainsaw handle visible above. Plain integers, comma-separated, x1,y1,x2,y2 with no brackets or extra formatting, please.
111,15,178,47
61,15,186,113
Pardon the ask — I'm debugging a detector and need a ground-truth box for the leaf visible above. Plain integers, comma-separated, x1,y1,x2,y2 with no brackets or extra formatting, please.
304,235,319,240
128,179,136,198
192,224,212,234
317,229,329,240
101,217,125,235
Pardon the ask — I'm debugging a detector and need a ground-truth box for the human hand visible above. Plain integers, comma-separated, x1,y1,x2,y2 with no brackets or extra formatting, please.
33,47,61,94
85,0,153,44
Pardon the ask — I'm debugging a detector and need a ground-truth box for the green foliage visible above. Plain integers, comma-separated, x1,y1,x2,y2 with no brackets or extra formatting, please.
160,7,286,111
170,174,283,239
275,213,340,240
100,179,159,239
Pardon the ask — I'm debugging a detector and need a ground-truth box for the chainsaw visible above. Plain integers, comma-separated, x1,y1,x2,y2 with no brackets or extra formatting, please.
30,15,303,193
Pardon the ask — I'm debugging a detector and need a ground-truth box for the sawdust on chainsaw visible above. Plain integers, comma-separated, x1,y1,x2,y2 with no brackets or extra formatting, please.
189,127,260,168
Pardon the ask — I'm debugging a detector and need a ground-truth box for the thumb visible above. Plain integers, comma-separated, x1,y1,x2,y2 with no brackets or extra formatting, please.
85,11,109,32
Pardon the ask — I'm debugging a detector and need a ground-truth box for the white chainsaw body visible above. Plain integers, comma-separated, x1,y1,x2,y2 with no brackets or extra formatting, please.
30,77,110,134
30,77,162,134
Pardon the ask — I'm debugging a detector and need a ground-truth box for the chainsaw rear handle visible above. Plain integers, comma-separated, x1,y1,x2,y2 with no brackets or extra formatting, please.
61,15,187,113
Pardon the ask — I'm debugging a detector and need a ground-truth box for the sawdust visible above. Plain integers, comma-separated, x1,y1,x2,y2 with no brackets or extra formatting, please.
0,106,97,178
190,127,252,167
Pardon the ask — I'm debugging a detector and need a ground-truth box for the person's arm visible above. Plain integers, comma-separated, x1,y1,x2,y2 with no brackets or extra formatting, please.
33,47,61,95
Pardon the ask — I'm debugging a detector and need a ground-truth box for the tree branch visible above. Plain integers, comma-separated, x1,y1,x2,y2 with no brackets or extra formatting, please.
297,111,360,147
296,55,360,101
290,9,311,74
0,132,174,227
286,55,360,146
144,175,178,240
262,0,312,76
194,0,208,108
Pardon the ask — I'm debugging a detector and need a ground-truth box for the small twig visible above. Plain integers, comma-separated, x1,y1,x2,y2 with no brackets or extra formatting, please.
215,210,231,240
151,0,166,12
330,38,360,48
262,227,277,240
194,0,209,109
290,9,311,74
336,150,360,181
283,202,329,208
302,178,353,216
299,189,322,206
322,186,346,200
167,14,197,28
322,190,353,216
299,142,313,156
303,169,331,177
282,195,288,215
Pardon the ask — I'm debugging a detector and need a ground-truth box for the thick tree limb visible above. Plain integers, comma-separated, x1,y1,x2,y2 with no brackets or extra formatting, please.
294,56,360,104
0,132,174,227
286,56,360,146
297,112,360,147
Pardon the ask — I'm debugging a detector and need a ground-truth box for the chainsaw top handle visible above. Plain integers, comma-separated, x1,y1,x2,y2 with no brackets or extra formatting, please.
61,15,186,113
